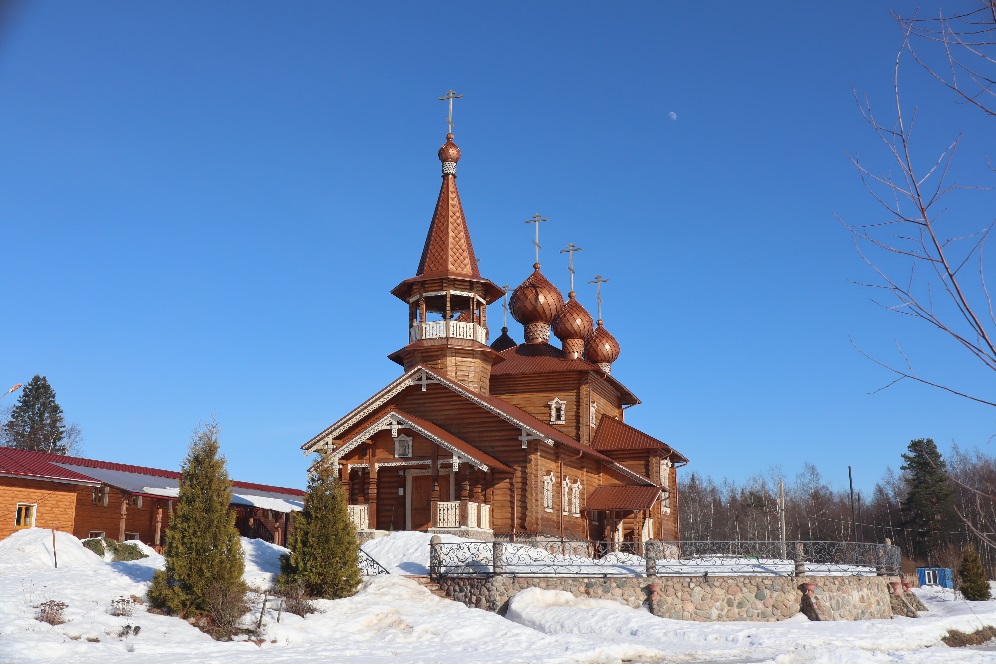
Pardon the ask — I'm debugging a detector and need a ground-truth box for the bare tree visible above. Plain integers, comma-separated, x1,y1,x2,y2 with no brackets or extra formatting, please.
842,7,995,406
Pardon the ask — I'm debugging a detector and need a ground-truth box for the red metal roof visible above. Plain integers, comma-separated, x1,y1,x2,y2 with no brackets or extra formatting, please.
0,446,304,496
591,417,689,463
586,485,661,511
491,342,640,406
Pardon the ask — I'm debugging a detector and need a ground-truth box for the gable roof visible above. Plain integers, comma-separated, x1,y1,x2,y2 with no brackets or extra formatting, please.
591,417,689,463
491,342,640,406
0,447,305,512
586,485,661,511
301,365,655,486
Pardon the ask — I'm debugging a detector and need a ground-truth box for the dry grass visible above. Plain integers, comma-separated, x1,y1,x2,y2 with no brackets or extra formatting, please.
942,625,996,647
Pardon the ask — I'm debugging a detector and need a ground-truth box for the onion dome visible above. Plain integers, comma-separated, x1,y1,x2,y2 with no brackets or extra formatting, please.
585,319,621,373
490,326,517,352
552,291,594,359
509,264,565,343
438,133,461,167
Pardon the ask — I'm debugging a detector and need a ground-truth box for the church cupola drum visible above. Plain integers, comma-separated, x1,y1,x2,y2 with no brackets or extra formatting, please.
388,97,504,394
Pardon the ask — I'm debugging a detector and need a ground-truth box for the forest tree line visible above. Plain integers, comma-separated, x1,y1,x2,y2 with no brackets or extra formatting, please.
677,438,996,574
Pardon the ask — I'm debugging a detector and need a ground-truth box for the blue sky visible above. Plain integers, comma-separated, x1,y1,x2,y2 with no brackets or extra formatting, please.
1,1,993,495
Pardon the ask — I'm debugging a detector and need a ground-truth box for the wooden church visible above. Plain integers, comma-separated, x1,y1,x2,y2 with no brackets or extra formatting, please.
302,112,687,543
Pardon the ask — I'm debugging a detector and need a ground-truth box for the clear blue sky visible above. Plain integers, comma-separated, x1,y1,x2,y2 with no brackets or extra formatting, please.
1,2,992,495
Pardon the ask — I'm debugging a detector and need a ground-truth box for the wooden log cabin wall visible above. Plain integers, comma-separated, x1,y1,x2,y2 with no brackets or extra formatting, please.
302,122,689,544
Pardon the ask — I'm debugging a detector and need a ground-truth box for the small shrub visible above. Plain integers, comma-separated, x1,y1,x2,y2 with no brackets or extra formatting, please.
110,597,136,617
108,541,146,562
82,538,105,558
958,545,991,601
277,579,315,617
203,581,250,638
37,600,67,625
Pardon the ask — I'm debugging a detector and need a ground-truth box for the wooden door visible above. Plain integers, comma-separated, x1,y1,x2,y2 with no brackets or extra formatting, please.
409,475,451,531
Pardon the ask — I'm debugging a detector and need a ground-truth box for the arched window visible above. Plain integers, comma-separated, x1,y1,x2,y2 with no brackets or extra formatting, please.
561,477,570,515
543,472,556,512
571,480,582,517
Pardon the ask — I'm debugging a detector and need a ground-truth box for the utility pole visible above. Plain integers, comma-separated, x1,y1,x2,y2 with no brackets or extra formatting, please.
848,466,858,543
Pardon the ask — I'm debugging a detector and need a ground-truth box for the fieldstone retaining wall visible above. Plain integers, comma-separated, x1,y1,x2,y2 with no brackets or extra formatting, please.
434,574,902,621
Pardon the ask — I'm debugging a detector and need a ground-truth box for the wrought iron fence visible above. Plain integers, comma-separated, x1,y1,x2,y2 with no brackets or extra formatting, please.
430,539,901,579
358,548,390,577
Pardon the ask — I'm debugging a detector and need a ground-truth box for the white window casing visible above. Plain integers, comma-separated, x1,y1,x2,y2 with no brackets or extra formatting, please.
547,398,566,425
543,473,556,512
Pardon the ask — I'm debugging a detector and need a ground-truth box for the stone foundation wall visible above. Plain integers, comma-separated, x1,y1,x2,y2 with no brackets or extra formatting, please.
435,574,901,621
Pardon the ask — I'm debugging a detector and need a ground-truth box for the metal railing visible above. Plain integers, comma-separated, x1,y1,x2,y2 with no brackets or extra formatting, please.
358,548,390,577
430,539,901,579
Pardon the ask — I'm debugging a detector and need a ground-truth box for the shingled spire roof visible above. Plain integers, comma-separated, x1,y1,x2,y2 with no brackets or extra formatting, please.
415,133,480,279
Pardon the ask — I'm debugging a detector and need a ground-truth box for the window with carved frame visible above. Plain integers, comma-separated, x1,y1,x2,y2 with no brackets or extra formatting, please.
547,398,566,425
571,480,582,516
543,472,556,512
561,477,570,515
590,401,597,428
394,434,413,458
660,457,672,513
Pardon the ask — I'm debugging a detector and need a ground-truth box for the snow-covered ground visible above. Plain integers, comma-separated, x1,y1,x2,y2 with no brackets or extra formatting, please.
4,528,996,663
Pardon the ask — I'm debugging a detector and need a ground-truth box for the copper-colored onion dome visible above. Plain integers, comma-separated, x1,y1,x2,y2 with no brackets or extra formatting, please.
509,264,565,343
552,292,594,341
585,319,621,372
490,326,517,352
438,133,461,164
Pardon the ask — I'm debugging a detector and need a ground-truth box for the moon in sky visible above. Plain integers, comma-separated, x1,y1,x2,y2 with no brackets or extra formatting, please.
668,111,677,121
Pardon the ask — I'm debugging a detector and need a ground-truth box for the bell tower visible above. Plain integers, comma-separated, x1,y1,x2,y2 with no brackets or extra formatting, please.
388,94,504,393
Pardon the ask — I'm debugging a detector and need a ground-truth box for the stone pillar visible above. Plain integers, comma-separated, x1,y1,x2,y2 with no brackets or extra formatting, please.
645,540,659,576
429,535,443,582
794,542,806,576
492,541,504,576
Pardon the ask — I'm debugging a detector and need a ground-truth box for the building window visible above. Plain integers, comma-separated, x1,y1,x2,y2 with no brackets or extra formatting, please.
562,477,570,515
124,532,140,541
590,401,597,428
548,398,566,425
92,486,109,506
571,481,582,517
924,569,938,585
15,504,35,529
88,531,105,539
394,434,413,458
543,473,556,512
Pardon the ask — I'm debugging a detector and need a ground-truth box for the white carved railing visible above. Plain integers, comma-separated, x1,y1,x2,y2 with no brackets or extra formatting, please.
436,501,460,528
479,503,491,530
410,321,487,345
347,504,369,531
466,501,479,529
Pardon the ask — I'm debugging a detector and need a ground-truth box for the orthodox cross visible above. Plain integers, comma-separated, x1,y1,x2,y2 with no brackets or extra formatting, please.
438,89,463,133
559,242,583,292
524,214,548,265
588,274,609,320
501,284,511,327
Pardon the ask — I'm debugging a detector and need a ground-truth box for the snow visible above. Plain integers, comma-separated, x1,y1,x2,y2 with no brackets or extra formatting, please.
360,531,469,575
4,528,996,663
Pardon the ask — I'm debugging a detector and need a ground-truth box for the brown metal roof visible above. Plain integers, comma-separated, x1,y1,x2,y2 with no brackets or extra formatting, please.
491,342,640,406
390,409,512,472
586,485,661,511
416,145,479,280
591,417,689,463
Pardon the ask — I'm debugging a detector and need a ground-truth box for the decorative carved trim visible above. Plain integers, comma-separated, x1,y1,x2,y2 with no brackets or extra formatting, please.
407,290,486,305
375,459,431,471
548,397,566,425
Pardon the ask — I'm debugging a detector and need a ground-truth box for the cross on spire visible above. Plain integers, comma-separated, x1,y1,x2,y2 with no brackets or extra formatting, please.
559,242,583,293
501,284,511,327
524,214,548,266
438,89,464,134
588,274,609,320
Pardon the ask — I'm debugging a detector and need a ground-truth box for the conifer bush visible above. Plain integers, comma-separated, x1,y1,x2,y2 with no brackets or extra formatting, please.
148,421,248,628
280,464,360,600
958,545,992,601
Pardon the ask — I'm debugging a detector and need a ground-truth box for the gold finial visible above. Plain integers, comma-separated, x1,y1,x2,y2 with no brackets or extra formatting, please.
501,284,511,328
524,214,548,266
588,274,609,321
560,242,583,294
439,89,464,134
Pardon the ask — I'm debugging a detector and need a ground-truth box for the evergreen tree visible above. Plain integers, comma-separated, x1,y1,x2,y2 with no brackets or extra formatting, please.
149,421,247,622
900,438,956,562
281,463,360,599
958,545,991,601
2,375,70,454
